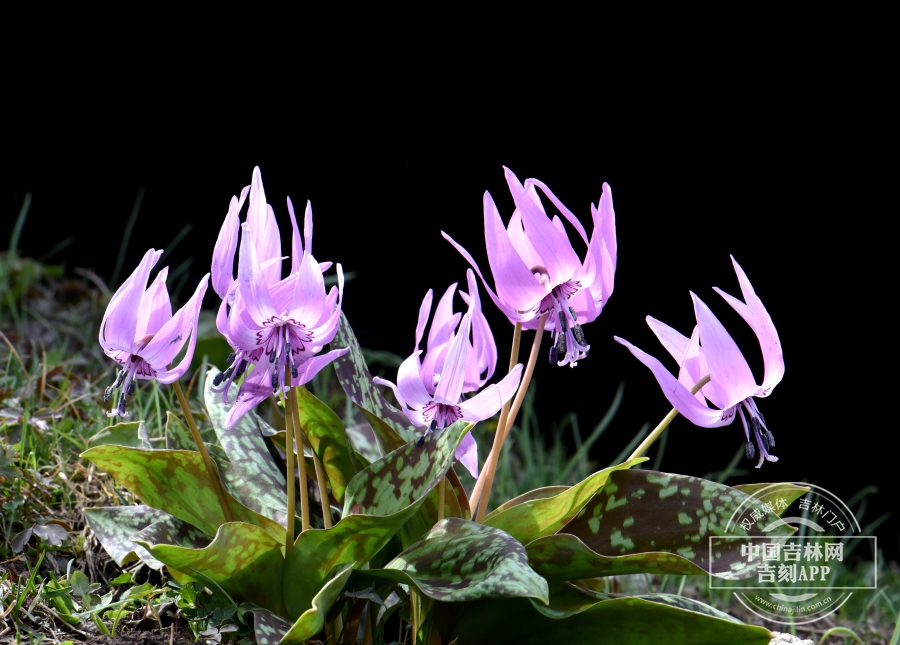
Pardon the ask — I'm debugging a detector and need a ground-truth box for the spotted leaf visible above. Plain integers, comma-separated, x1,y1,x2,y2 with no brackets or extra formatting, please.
81,446,284,542
164,412,195,451
561,469,794,580
451,595,772,645
281,422,471,620
84,505,209,570
87,420,151,450
483,458,646,543
733,482,809,515
363,518,549,603
133,521,285,615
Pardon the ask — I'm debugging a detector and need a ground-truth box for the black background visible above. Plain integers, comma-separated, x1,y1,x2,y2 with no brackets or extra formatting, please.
6,62,895,560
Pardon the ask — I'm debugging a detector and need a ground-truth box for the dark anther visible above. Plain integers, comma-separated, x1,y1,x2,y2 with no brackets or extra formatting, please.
759,430,769,452
226,352,236,365
213,372,225,386
112,369,126,388
765,429,775,448
235,359,247,378
126,380,136,396
549,346,559,364
745,441,756,460
284,342,291,355
269,351,277,363
291,364,298,379
131,355,139,362
416,435,426,447
103,385,113,402
429,419,438,432
568,306,578,322
271,373,279,390
556,332,567,358
117,392,127,411
558,311,569,332
572,323,586,346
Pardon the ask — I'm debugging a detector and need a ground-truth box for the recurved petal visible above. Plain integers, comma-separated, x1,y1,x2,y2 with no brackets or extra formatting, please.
428,283,458,351
614,336,733,428
482,191,548,312
287,196,304,276
527,178,590,246
397,351,434,408
457,363,523,422
646,316,691,365
433,313,470,405
691,293,758,408
135,266,172,338
211,190,246,298
287,252,328,324
373,375,427,427
292,347,350,387
713,256,784,397
455,432,479,478
141,275,209,381
415,289,434,352
100,248,161,355
225,362,274,429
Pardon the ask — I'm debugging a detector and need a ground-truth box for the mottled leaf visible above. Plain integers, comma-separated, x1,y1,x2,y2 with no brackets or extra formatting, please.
281,423,471,620
451,595,772,645
526,533,704,582
344,419,383,463
333,312,416,443
87,421,151,450
484,458,646,543
733,483,809,514
81,446,284,541
357,405,405,453
364,518,549,603
134,521,285,614
249,564,354,645
84,505,210,570
561,469,794,580
488,486,569,516
294,387,360,502
202,369,290,523
165,412,195,451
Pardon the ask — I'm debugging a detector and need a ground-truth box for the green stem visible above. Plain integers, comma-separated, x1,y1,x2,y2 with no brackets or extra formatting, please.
295,392,333,529
475,315,546,522
172,380,234,523
436,477,446,522
627,374,711,461
283,382,296,556
289,387,311,532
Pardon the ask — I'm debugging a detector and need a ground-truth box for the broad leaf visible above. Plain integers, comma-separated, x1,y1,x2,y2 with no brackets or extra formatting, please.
202,369,290,522
248,564,354,645
733,482,809,513
133,521,285,614
164,412,195,451
332,312,416,443
281,422,472,620
87,421,151,450
294,387,360,502
451,595,772,645
363,518,549,603
561,469,793,580
81,445,284,541
484,458,646,543
84,505,209,569
488,486,569,516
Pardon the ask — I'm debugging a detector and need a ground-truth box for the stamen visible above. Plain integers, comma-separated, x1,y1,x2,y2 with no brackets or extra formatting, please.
416,436,425,447
213,371,226,386
235,359,247,378
271,373,279,390
291,364,298,379
269,351,277,363
572,323,586,347
549,346,559,364
568,306,578,322
126,379,136,396
226,352,236,365
112,369,126,388
765,429,775,448
116,391,127,416
429,419,438,432
745,441,756,460
103,385,113,402
555,332,567,359
558,311,569,333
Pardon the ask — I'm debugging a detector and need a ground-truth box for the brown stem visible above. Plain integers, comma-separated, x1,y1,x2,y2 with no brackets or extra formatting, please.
172,380,234,523
288,387,311,531
474,315,546,522
283,373,297,555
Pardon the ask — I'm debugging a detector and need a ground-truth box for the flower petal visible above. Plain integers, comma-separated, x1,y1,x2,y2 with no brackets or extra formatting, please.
211,187,248,298
691,293,758,408
292,347,350,387
100,248,161,355
287,196,304,276
237,224,276,324
142,274,209,382
288,252,328,324
527,178,590,246
397,351,433,409
455,432,479,478
433,313,470,405
428,283,458,352
415,289,433,352
713,256,784,397
646,316,691,365
225,362,275,429
135,266,172,338
614,336,734,427
457,363,523,422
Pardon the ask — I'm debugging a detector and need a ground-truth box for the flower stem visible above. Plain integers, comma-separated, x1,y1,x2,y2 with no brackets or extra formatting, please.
288,387,311,532
470,322,521,519
171,380,234,523
627,374,712,461
282,377,296,556
437,477,446,522
475,315,546,522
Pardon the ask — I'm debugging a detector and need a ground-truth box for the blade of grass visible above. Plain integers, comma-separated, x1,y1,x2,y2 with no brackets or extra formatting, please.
111,188,145,286
560,382,624,481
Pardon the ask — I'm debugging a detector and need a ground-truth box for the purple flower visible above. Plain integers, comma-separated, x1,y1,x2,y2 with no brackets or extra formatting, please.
210,168,348,429
375,272,522,477
443,167,616,367
99,248,208,418
614,256,784,467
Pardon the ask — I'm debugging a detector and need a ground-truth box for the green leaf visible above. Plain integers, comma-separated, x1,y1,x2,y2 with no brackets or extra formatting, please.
83,505,208,569
248,564,354,645
133,521,286,615
483,458,647,543
164,412,195,451
488,486,569,516
81,445,284,541
86,421,151,450
364,518,549,603
294,386,360,502
561,469,794,580
356,405,406,453
526,533,705,582
451,595,773,645
332,312,416,444
281,422,471,620
202,369,290,523
733,482,809,514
